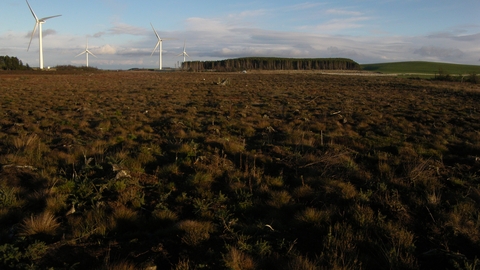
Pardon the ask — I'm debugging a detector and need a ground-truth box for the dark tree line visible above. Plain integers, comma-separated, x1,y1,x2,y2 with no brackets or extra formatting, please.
0,56,31,70
182,57,360,72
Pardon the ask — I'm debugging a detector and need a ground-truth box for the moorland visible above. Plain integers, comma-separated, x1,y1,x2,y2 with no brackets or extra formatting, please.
361,61,480,78
0,69,479,269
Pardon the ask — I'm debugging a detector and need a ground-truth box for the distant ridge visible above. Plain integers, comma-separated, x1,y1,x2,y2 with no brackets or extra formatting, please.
182,57,360,72
361,61,480,75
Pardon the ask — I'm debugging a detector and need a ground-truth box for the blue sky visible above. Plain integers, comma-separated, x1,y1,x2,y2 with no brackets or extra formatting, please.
1,0,479,69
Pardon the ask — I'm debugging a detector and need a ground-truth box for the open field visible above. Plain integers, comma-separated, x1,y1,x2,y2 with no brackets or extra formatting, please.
361,61,480,77
1,70,480,269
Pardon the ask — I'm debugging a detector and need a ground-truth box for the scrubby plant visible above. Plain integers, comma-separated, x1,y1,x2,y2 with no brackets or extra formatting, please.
0,185,20,209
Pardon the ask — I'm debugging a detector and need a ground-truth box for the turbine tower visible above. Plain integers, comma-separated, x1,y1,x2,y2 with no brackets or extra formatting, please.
150,23,173,70
177,40,189,63
26,0,61,70
75,38,97,67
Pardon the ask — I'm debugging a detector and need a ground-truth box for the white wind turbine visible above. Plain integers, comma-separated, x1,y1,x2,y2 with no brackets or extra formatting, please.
150,23,173,70
75,38,97,67
26,0,61,70
177,40,189,63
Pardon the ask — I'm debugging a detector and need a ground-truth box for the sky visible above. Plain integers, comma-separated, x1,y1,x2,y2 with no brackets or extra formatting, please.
1,0,479,69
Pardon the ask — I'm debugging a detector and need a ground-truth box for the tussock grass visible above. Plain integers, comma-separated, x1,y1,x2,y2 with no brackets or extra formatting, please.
19,211,60,236
223,246,256,270
1,71,479,269
101,260,137,270
177,220,215,246
295,207,330,226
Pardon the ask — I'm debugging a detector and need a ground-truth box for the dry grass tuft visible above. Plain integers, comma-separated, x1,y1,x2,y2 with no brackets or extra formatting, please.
295,207,330,226
287,255,318,270
102,260,137,270
177,220,215,246
267,190,292,208
223,246,256,270
19,211,60,236
12,133,39,151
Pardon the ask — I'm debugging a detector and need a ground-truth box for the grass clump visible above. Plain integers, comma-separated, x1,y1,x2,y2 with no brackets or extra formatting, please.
18,211,60,237
177,220,215,247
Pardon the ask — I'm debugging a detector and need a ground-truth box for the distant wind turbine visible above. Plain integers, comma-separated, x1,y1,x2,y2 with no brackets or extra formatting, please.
177,40,189,63
26,0,61,70
150,23,174,70
75,38,97,67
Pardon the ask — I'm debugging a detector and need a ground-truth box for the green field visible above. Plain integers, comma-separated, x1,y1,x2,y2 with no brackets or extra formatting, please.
361,61,480,75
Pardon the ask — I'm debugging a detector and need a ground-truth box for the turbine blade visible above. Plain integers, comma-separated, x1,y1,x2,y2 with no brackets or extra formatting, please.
150,23,161,40
27,22,38,51
182,40,189,57
151,41,160,56
75,51,86,57
26,0,38,21
39,14,62,21
87,50,97,58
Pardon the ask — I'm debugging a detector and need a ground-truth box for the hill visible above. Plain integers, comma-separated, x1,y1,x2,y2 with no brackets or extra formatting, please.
361,61,480,75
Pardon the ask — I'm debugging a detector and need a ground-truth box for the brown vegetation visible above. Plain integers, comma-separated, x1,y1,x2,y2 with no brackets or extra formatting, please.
0,70,479,269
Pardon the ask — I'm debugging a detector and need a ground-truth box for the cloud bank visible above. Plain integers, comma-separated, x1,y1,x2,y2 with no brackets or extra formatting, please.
1,1,479,69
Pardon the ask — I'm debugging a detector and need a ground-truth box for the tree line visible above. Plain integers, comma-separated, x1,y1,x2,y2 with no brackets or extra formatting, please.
0,56,31,70
181,57,360,72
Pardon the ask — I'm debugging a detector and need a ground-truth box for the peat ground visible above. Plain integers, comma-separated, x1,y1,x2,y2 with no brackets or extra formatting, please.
0,70,480,269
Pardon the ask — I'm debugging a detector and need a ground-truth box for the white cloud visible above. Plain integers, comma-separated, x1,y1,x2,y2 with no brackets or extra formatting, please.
96,44,117,55
93,23,148,37
184,17,231,33
310,16,371,32
327,46,360,58
233,9,267,19
288,2,324,11
93,31,106,38
414,46,464,59
428,32,480,42
326,9,363,16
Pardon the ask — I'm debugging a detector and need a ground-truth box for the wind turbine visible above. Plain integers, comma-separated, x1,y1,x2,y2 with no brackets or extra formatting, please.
177,40,189,63
26,0,61,70
150,23,173,70
75,38,97,67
